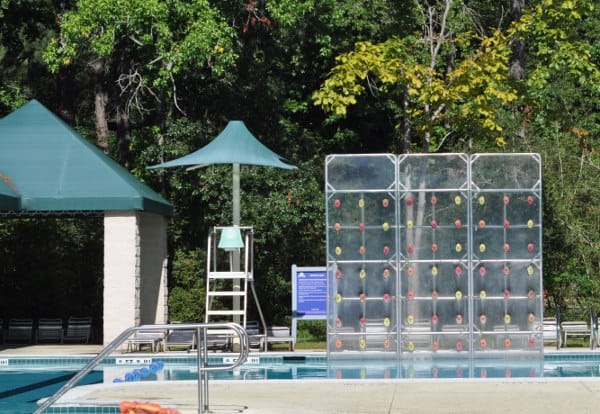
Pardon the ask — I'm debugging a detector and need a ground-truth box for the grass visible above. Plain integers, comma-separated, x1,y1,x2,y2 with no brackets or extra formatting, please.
294,340,326,350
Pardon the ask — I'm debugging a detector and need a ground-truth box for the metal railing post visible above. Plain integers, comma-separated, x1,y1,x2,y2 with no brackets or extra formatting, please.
556,306,561,351
34,322,248,414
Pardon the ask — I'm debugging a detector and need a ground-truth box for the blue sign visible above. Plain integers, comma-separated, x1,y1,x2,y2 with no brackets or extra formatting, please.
292,265,327,317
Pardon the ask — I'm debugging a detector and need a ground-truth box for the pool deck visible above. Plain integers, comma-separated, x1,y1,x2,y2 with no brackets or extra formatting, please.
3,345,600,414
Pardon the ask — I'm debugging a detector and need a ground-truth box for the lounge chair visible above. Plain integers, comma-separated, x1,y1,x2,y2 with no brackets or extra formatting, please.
266,326,295,351
36,318,64,343
365,321,391,349
561,320,591,347
126,330,166,353
63,316,92,343
493,324,528,348
202,328,232,351
165,328,196,352
403,321,433,349
6,318,33,344
542,318,561,348
246,321,266,351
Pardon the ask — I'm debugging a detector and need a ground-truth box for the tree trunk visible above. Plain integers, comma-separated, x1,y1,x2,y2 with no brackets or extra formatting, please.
91,59,109,153
508,0,525,80
116,105,132,168
401,86,411,153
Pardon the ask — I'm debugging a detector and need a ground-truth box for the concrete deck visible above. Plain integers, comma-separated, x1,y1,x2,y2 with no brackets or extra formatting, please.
3,345,599,413
62,378,600,414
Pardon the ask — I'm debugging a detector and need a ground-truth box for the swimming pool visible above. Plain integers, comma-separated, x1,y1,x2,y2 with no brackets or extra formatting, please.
2,353,600,412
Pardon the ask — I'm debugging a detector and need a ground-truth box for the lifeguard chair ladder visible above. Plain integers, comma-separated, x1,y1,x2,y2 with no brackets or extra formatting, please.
205,226,254,329
206,226,267,351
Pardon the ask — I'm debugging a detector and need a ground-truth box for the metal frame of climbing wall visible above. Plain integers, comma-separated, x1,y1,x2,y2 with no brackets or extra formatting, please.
325,153,543,359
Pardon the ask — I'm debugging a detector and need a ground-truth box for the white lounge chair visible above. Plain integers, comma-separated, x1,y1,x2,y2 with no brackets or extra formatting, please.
246,320,266,351
542,318,561,348
561,320,591,347
266,326,295,351
126,330,166,353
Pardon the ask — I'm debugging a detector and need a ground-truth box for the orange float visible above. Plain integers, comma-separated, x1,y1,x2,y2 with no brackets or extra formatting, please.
119,401,181,414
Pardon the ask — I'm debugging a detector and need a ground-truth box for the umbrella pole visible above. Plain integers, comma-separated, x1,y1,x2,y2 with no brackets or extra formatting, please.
232,163,241,324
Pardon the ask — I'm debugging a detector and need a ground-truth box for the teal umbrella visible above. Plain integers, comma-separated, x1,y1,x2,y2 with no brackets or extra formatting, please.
149,120,295,324
148,120,296,225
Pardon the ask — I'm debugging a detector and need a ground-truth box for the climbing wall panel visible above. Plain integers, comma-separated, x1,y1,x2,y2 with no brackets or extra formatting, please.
326,153,542,358
326,155,398,354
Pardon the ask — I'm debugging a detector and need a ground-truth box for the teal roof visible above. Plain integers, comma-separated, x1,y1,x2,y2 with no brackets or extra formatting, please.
0,100,172,215
148,120,296,170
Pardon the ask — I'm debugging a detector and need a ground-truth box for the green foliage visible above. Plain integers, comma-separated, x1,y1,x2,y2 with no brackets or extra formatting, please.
168,248,205,322
296,320,327,342
2,0,600,326
242,164,324,323
313,32,517,148
43,0,238,113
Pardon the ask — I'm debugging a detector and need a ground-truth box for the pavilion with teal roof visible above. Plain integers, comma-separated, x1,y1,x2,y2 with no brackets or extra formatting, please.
0,100,172,344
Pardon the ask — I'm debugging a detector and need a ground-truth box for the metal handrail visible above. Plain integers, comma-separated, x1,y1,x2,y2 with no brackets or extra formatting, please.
34,322,249,414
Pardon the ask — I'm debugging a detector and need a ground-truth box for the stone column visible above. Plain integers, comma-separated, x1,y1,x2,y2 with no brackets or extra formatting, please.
103,211,140,345
138,211,168,325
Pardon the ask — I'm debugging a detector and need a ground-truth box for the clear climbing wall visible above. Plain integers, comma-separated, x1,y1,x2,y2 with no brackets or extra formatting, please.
470,154,543,355
325,153,543,358
326,155,398,355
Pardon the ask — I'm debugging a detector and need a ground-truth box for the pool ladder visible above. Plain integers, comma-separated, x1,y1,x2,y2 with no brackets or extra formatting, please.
34,322,249,414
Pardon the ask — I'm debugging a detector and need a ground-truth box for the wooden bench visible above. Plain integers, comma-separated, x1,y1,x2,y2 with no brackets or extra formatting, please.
561,321,591,347
266,326,295,351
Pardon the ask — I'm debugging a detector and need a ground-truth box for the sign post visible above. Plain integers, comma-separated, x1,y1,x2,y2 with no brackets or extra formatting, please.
291,265,328,341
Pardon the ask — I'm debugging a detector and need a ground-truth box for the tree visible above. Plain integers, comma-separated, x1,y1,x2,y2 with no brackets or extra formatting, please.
503,0,600,318
0,0,66,115
44,0,237,166
313,0,518,152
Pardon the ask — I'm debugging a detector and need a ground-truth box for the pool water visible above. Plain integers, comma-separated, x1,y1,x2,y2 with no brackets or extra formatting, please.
0,368,102,413
2,354,600,412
